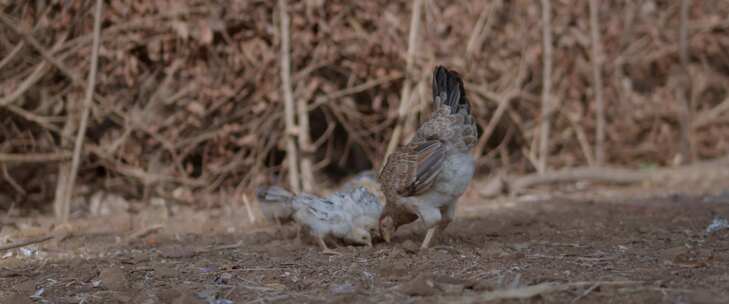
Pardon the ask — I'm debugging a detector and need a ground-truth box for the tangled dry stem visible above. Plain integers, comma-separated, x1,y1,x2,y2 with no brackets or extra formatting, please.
1,1,729,208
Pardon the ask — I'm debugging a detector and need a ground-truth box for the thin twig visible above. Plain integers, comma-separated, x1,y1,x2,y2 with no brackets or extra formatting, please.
0,41,24,70
474,90,515,157
511,167,647,193
0,61,50,106
307,74,402,111
58,0,104,223
242,193,256,224
570,282,601,304
538,0,553,174
466,1,498,56
384,0,423,161
468,54,527,158
0,12,115,127
5,104,63,133
278,0,301,193
0,235,54,252
679,0,691,68
693,95,729,128
677,0,694,164
100,155,205,187
486,155,729,195
126,224,164,242
589,0,606,165
443,281,644,304
0,12,83,86
0,152,71,163
2,164,25,195
296,87,315,192
564,112,595,166
210,240,244,251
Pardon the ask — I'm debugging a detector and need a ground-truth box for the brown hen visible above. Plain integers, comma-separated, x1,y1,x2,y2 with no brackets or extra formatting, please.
378,66,478,249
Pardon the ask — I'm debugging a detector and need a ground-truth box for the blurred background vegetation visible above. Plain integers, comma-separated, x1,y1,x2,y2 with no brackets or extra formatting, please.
1,0,729,221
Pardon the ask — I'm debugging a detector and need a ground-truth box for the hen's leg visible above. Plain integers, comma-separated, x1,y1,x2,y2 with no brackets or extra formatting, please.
421,227,437,249
422,203,458,249
417,207,442,249
438,202,457,231
317,236,341,256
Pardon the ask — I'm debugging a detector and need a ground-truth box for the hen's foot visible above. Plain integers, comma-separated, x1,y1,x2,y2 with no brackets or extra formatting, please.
420,227,437,249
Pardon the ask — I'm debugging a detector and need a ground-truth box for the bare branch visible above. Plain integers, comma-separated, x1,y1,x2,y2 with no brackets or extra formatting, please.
242,194,256,224
308,74,403,111
680,0,691,66
296,89,315,192
442,281,644,304
57,0,104,223
278,0,301,193
0,13,82,85
384,0,423,162
676,0,695,164
0,61,50,106
0,152,72,163
589,0,606,165
538,0,553,174
482,156,729,197
466,1,500,56
0,235,54,252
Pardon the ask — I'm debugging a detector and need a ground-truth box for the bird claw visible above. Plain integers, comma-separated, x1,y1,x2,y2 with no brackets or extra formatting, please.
420,227,437,249
317,237,342,256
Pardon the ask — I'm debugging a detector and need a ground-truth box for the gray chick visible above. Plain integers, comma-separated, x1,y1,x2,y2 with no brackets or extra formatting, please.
256,186,296,225
256,186,381,255
378,66,478,249
259,171,380,225
337,170,377,193
328,185,383,239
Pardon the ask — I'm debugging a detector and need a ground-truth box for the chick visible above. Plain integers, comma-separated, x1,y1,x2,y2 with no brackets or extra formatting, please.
329,185,383,239
257,186,381,254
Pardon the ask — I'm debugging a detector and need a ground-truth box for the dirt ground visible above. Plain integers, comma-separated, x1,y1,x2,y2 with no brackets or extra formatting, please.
2,183,729,304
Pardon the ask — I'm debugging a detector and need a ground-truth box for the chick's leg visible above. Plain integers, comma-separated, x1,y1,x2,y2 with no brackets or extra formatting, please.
294,224,302,244
317,236,341,256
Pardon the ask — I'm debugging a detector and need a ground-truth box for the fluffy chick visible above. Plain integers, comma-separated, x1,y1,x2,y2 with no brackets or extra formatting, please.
257,185,381,254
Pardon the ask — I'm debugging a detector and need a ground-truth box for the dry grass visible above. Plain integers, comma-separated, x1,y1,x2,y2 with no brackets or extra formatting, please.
1,1,729,210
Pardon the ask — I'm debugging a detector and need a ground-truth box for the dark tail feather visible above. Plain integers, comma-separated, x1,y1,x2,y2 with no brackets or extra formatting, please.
432,65,470,114
256,185,293,203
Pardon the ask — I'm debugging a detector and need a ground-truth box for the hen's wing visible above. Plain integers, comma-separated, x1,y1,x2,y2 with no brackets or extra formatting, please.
379,139,447,197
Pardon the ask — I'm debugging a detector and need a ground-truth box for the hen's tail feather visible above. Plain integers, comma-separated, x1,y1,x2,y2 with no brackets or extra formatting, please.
432,65,470,114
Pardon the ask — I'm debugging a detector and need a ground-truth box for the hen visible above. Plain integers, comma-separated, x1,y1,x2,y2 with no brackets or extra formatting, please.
257,185,382,254
378,66,478,249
